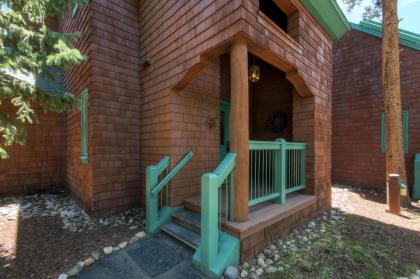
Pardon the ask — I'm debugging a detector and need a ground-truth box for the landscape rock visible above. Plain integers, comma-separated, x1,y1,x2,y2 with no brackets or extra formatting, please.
67,263,82,276
240,270,248,278
263,248,272,257
265,259,273,265
84,258,95,267
118,241,128,249
57,274,68,279
266,266,277,273
129,236,139,244
103,247,113,255
0,192,145,231
135,231,146,238
224,266,239,279
255,268,264,276
92,251,100,261
257,258,267,268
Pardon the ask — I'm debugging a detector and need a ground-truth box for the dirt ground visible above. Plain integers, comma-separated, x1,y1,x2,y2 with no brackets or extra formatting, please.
0,192,144,279
332,184,420,231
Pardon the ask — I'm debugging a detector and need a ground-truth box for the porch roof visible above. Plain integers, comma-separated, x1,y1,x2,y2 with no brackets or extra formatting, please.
300,0,351,41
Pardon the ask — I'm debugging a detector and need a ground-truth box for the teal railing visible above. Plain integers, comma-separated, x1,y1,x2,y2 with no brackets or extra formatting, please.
145,151,193,234
193,153,240,278
249,139,305,206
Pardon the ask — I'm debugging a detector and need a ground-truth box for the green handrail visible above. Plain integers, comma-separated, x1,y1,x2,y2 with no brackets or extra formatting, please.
152,152,194,195
145,151,193,234
193,153,239,278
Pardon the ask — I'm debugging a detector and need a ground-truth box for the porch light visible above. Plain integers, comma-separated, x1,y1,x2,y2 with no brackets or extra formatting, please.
249,56,260,83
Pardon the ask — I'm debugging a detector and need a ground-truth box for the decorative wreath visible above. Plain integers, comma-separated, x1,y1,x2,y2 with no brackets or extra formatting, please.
266,111,288,133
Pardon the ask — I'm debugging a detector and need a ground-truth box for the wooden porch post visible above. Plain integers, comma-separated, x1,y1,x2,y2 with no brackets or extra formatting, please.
230,39,249,222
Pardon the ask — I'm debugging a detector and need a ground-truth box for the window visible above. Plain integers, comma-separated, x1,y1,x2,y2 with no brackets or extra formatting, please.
381,111,408,153
80,89,88,163
259,0,288,33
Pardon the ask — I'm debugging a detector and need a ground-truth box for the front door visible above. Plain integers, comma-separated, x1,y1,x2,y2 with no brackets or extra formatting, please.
220,101,230,161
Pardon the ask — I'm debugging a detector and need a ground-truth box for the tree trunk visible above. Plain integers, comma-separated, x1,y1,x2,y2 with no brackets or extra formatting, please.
382,0,410,207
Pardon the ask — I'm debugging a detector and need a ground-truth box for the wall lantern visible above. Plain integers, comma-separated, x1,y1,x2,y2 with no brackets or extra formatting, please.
249,56,261,83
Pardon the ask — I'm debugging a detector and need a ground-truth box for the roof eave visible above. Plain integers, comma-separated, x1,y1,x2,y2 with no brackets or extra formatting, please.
300,0,351,41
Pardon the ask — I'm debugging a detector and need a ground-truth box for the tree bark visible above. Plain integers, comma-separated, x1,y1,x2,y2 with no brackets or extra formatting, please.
382,0,410,207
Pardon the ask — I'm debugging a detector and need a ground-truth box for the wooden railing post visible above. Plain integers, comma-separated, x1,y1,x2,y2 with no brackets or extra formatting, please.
387,173,401,215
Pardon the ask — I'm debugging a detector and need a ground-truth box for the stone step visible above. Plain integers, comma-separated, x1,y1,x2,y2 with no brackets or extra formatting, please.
160,220,200,250
172,208,201,234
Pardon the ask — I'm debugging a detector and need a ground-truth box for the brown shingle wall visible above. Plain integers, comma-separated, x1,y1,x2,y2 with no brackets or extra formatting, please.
332,30,420,189
0,106,65,196
0,17,67,196
250,66,293,141
138,0,333,210
88,0,141,214
59,3,94,209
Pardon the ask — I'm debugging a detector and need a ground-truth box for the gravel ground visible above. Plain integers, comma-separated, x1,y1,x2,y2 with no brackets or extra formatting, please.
0,190,145,279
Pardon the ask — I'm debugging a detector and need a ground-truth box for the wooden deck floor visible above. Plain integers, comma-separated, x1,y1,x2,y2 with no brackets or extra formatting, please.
183,193,316,239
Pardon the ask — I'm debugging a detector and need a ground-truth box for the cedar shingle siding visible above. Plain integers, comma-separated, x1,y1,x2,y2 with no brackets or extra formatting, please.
1,1,336,218
332,29,420,190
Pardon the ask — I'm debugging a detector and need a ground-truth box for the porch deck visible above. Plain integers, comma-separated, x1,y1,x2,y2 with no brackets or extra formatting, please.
184,193,316,239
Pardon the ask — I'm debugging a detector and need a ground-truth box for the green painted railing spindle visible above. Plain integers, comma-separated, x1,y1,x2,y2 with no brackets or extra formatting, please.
248,140,306,207
145,152,193,234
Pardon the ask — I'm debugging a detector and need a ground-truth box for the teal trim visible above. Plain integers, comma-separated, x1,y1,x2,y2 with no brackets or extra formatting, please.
248,192,280,207
381,111,408,153
151,152,193,195
413,154,420,200
351,20,420,51
80,90,88,164
300,0,351,41
145,152,193,234
403,111,409,153
193,153,240,279
381,112,386,153
285,185,305,194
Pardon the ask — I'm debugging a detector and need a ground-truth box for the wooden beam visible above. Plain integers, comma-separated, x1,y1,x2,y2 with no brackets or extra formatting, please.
273,0,298,16
230,39,249,222
286,69,313,97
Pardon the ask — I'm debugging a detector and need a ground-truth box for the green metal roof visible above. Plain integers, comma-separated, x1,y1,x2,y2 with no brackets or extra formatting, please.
351,20,420,51
300,0,351,41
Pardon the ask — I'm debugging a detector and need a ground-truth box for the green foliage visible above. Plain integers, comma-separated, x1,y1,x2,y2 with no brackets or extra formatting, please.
342,0,382,20
0,0,87,158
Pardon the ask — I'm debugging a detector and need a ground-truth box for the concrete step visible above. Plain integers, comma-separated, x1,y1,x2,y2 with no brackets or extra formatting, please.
172,208,201,234
160,220,200,250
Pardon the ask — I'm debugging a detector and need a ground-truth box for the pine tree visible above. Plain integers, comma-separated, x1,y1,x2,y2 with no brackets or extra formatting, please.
0,0,87,159
342,0,410,205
